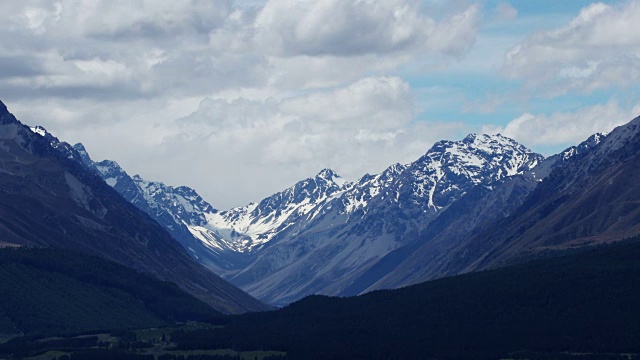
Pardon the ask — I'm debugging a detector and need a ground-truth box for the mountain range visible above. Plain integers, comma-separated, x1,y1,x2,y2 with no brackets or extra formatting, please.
53,126,582,305
23,99,640,308
61,132,543,304
2,94,640,359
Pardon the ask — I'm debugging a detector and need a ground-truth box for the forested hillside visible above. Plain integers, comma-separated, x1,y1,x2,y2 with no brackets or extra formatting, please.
0,247,221,337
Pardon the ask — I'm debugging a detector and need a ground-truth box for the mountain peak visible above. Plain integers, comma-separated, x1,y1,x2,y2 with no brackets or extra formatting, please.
409,132,544,208
0,100,19,126
72,143,97,170
581,132,607,149
428,133,536,159
315,168,345,186
29,125,49,137
387,163,405,174
462,133,478,142
316,168,338,178
95,159,125,178
73,142,88,153
462,133,520,146
29,126,65,147
0,99,9,118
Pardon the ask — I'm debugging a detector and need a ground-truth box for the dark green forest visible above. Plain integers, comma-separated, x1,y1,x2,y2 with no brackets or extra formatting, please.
172,238,640,359
0,247,221,337
2,240,640,359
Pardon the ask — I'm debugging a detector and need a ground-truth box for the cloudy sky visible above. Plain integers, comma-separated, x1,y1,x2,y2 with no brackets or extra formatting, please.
1,0,639,209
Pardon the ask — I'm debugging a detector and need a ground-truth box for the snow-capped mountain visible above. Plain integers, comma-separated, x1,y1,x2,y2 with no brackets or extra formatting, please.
365,133,541,212
211,133,542,247
429,115,640,280
215,133,544,304
28,126,97,173
363,130,609,293
25,126,234,270
200,168,349,253
72,144,356,273
91,157,215,228
68,145,245,271
26,110,637,308
29,124,548,305
527,132,607,181
27,127,218,234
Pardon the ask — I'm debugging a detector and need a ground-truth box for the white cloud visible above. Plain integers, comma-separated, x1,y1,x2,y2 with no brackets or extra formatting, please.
502,1,640,95
0,0,481,101
9,76,462,209
0,0,481,207
253,0,479,58
133,77,460,208
484,99,640,150
81,0,233,39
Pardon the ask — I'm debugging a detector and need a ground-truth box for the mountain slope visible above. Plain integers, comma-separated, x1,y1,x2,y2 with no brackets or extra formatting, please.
72,132,543,305
68,148,240,272
359,131,608,291
0,247,220,337
63,123,550,305
0,100,269,314
437,116,640,276
342,174,538,295
223,134,544,305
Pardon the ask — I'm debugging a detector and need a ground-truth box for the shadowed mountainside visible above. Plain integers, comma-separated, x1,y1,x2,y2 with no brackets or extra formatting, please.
0,247,221,337
0,100,269,314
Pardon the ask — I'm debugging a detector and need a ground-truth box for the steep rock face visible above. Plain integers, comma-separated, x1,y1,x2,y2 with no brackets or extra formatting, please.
2,100,268,314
